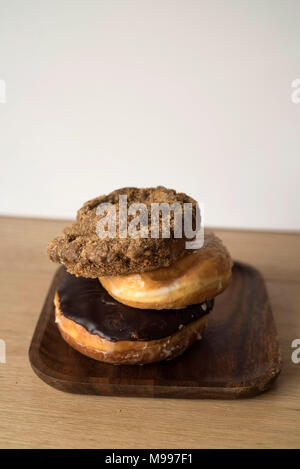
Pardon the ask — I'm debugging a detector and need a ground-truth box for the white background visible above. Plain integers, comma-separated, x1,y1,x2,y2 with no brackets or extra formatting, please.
0,0,299,230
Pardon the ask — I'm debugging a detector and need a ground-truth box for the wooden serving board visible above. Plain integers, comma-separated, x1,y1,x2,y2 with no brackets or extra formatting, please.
29,262,281,399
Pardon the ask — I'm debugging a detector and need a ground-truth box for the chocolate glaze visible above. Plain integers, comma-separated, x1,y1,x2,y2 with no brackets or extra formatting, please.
57,271,214,342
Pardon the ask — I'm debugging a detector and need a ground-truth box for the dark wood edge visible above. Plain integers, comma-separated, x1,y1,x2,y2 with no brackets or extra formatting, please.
30,360,281,399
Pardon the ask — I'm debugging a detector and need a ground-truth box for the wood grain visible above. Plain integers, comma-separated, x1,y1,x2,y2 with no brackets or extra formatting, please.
29,263,281,398
0,216,300,448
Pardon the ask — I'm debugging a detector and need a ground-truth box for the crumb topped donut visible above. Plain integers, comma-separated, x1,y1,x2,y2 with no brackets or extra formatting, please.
47,186,198,278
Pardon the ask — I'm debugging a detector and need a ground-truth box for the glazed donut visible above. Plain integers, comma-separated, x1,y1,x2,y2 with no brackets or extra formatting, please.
54,272,213,365
99,231,232,310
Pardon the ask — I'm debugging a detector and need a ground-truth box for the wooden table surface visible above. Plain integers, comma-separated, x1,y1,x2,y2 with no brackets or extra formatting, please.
0,216,299,449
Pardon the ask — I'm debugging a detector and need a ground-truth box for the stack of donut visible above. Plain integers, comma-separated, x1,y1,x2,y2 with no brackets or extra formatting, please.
48,187,232,365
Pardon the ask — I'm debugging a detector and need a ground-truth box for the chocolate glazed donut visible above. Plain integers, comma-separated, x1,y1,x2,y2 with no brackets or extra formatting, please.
54,271,214,365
